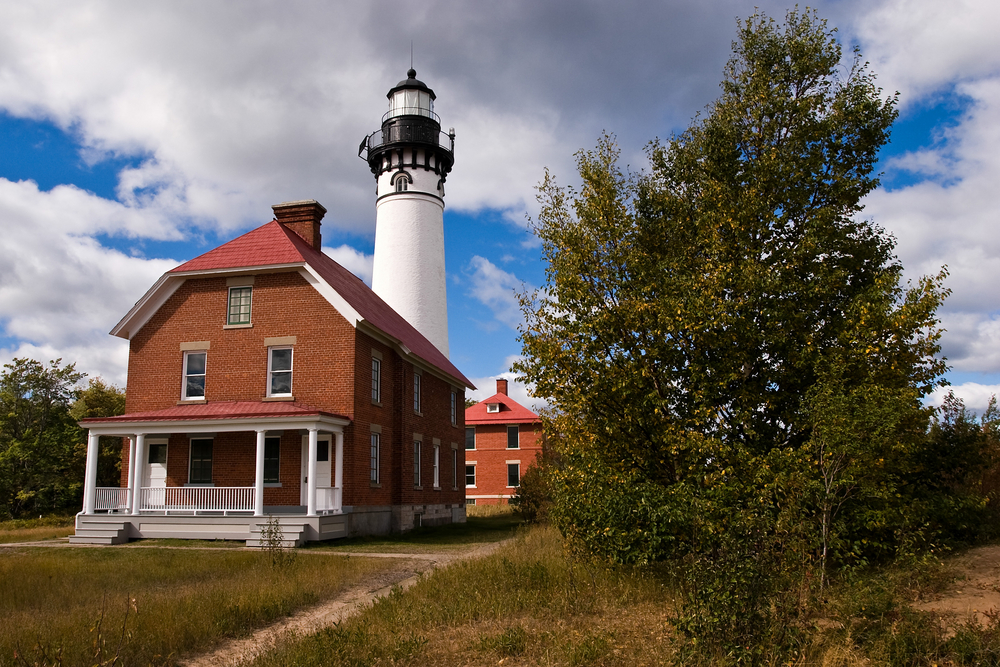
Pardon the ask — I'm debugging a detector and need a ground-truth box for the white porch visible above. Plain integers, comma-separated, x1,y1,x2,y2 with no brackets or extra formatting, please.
78,406,351,537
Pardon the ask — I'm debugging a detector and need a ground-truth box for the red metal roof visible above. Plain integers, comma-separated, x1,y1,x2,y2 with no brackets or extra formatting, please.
80,400,347,424
465,392,539,425
165,220,472,388
170,221,305,273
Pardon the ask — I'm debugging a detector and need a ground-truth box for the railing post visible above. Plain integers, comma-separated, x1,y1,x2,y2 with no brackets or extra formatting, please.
307,428,318,517
131,434,146,516
83,432,100,515
254,430,266,517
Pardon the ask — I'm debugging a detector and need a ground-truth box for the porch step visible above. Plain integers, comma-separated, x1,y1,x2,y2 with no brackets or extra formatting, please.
246,520,308,548
69,519,130,545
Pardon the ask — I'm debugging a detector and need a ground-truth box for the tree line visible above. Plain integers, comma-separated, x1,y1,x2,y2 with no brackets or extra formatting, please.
0,358,124,519
514,9,1000,659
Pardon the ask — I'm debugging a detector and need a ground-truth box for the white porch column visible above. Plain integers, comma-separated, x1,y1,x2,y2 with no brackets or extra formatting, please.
131,434,146,516
307,428,318,517
83,431,100,514
254,430,266,517
334,430,344,513
125,437,137,512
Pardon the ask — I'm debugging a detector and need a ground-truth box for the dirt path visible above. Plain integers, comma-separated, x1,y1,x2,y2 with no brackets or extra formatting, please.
914,544,1000,629
179,540,508,667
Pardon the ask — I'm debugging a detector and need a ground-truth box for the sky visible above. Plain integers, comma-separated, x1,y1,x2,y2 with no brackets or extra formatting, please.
0,0,998,413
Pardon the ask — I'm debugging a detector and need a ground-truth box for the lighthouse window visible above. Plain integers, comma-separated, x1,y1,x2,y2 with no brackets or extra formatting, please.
396,178,408,192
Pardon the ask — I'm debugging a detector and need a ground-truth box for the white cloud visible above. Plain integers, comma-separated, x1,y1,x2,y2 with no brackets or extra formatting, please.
849,0,1000,103
863,77,1000,372
929,382,1000,412
467,356,549,413
0,179,177,385
465,256,530,330
323,244,374,286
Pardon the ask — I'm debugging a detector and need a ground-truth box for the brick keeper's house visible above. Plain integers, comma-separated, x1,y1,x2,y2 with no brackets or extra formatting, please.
464,379,543,505
72,201,474,545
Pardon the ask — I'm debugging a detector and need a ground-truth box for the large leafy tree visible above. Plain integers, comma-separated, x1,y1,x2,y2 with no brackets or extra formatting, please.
517,10,950,571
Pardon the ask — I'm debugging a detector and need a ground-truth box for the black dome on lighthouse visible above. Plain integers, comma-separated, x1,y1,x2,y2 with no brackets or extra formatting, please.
387,68,436,100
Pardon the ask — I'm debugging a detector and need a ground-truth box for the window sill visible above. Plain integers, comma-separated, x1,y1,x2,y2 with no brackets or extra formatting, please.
264,483,282,488
370,482,382,488
414,485,423,491
263,396,294,402
433,486,441,491
223,323,253,329
466,485,477,489
372,401,382,408
178,399,207,405
413,411,423,417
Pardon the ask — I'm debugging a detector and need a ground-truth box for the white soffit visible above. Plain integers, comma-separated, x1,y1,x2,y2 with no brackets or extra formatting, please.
298,266,363,326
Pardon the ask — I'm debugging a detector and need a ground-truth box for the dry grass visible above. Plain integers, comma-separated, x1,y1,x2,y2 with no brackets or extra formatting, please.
466,502,515,518
0,516,75,544
0,546,389,666
252,524,680,666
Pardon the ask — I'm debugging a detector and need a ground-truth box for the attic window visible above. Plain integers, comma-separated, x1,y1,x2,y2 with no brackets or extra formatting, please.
228,286,252,325
486,403,500,413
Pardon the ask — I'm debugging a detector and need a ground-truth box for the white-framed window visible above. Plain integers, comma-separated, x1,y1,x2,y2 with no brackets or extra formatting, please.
267,347,293,397
486,403,500,414
413,440,422,487
189,438,213,485
413,372,421,413
465,427,475,450
466,498,476,506
372,357,381,403
452,448,458,489
450,391,457,425
466,464,476,487
507,463,520,488
227,286,252,325
182,351,207,400
370,433,380,483
507,425,519,449
433,443,440,488
264,436,280,484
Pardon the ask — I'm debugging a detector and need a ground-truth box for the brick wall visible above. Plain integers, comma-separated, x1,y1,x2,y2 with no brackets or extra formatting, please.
465,421,542,504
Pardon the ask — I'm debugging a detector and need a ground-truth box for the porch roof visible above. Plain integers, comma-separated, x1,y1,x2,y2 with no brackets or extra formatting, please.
79,400,351,436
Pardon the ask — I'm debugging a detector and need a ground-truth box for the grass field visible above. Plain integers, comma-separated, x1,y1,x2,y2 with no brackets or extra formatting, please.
0,546,391,666
0,516,75,544
249,523,1000,667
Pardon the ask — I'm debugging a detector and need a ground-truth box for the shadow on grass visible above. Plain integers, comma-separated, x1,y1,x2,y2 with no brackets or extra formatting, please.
302,513,524,553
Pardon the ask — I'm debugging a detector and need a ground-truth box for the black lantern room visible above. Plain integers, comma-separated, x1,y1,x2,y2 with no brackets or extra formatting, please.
360,69,455,180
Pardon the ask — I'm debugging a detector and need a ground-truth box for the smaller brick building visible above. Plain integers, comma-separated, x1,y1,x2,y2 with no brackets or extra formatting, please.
464,379,543,505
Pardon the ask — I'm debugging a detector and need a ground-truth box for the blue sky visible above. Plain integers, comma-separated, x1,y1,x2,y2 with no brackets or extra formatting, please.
0,1,998,411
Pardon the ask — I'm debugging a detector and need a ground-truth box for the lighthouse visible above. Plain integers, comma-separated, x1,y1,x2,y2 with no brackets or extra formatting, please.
361,69,455,357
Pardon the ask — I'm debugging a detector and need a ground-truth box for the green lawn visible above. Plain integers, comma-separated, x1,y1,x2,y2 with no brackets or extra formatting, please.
0,516,75,544
304,512,523,554
0,546,391,666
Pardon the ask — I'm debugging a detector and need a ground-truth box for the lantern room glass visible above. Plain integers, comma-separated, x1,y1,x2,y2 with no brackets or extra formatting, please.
388,89,434,119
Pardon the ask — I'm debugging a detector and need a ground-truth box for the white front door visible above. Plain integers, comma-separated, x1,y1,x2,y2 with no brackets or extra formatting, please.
300,435,332,506
143,442,168,488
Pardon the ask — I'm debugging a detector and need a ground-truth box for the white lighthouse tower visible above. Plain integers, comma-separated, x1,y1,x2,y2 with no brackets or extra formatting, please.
361,69,455,357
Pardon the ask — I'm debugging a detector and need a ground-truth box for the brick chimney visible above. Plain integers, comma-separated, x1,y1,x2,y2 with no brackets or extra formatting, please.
496,378,508,396
273,200,326,250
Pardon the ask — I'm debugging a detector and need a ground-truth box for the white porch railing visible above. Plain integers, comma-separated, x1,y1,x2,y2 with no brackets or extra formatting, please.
94,487,130,513
316,486,342,514
139,486,254,515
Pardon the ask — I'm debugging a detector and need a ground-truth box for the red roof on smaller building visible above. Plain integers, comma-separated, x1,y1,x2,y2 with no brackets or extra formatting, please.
80,400,348,424
465,392,539,425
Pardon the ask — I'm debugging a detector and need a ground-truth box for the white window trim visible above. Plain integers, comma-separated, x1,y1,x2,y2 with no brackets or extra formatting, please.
507,424,520,450
181,350,207,401
486,403,500,413
413,440,422,488
506,462,521,489
370,432,381,485
266,346,293,398
466,463,476,488
372,357,382,404
432,443,440,488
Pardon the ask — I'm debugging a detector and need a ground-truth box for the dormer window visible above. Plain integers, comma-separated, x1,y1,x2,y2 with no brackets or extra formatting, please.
486,403,500,414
